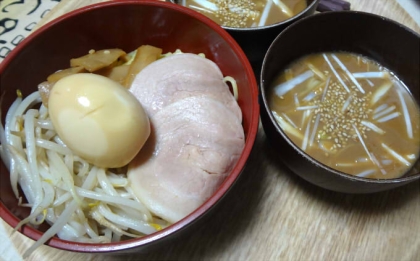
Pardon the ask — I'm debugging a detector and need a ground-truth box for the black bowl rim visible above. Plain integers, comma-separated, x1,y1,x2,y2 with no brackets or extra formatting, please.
260,10,420,185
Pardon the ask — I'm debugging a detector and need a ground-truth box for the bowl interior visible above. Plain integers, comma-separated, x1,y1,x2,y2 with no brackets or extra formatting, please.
0,0,259,252
170,0,320,74
260,11,420,192
262,11,420,90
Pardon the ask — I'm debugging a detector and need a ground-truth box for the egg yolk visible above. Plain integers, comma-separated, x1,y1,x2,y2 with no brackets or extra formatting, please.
48,73,150,168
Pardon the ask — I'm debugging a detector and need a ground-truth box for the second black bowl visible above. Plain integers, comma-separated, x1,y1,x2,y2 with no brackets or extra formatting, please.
260,11,420,193
170,0,320,74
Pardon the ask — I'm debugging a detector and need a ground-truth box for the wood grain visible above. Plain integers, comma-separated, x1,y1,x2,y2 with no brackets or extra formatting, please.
1,0,419,260
350,0,420,33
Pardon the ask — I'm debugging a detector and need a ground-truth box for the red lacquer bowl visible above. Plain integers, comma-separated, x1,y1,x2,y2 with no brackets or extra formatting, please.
0,0,259,254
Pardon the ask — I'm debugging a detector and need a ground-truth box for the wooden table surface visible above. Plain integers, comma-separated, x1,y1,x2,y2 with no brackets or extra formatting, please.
1,1,419,260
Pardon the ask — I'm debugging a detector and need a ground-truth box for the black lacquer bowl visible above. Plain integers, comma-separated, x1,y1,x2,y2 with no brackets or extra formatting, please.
170,0,320,74
260,11,420,193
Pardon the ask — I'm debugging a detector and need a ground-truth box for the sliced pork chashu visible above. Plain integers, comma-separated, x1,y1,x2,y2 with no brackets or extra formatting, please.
127,96,244,223
129,53,242,120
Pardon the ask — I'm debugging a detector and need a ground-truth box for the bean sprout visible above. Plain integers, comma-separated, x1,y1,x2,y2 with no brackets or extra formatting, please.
1,93,169,258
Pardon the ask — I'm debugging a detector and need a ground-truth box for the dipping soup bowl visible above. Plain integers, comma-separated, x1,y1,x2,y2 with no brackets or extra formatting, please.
170,0,320,74
260,11,420,193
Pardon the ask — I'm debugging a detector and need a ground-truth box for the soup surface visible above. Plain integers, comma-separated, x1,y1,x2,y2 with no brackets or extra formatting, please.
179,0,307,28
269,52,420,179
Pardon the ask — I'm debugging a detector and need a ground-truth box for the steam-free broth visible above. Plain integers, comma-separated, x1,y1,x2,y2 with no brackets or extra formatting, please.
269,52,420,179
179,0,307,28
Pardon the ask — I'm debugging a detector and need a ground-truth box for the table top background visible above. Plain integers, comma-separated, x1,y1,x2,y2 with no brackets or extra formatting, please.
0,0,419,260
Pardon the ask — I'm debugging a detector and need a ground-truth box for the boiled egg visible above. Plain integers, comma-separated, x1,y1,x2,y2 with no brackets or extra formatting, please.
48,73,150,168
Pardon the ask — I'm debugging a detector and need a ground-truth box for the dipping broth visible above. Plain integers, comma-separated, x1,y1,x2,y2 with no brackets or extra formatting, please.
179,0,307,28
269,52,420,179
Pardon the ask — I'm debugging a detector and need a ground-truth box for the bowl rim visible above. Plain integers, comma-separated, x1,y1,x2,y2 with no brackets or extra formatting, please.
260,10,420,185
168,0,321,31
0,0,260,253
